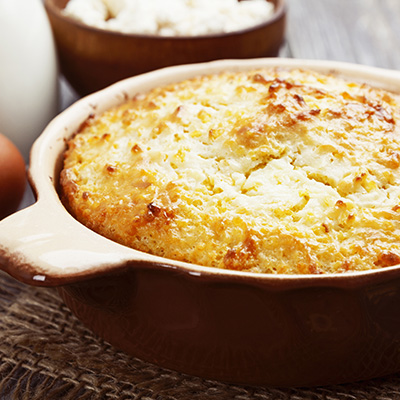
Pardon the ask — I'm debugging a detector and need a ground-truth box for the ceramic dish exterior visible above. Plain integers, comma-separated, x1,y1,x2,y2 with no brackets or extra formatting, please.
1,59,400,387
44,0,286,95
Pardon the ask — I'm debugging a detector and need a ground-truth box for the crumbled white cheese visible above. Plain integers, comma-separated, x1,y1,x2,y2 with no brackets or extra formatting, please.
63,0,275,36
64,0,109,27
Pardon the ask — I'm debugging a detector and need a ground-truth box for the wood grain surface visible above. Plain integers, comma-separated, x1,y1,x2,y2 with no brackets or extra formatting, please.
283,0,400,69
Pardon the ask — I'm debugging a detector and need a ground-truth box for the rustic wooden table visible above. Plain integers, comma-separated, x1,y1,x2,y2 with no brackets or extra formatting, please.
9,0,400,399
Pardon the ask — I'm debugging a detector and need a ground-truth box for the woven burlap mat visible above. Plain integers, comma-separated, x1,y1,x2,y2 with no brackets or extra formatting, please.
0,271,399,400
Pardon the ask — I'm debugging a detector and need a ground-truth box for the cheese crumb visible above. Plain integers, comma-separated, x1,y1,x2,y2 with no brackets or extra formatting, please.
63,0,275,36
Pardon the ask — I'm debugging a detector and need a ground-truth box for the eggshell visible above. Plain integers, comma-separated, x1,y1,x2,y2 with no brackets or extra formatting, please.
0,133,26,219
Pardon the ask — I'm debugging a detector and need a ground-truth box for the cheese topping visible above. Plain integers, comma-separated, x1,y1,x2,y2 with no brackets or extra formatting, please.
60,68,400,274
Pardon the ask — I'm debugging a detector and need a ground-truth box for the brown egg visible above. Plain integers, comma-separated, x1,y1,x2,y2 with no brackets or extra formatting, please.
0,133,26,219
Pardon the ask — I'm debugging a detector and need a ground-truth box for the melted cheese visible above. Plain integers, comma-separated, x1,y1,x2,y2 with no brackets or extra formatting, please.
60,68,400,274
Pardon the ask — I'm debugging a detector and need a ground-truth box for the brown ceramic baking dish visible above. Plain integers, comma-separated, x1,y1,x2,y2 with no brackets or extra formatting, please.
1,59,400,387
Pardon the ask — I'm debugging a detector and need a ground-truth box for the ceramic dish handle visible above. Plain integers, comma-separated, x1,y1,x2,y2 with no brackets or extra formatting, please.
0,198,142,286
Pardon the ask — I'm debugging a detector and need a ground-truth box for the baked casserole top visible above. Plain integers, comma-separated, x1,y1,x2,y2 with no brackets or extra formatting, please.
60,68,400,274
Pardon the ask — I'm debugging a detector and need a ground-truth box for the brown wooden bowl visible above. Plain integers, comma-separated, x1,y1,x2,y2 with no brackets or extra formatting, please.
1,59,400,387
44,0,286,96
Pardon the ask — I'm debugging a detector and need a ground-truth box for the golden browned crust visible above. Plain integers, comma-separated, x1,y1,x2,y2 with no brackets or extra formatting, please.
60,68,400,274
